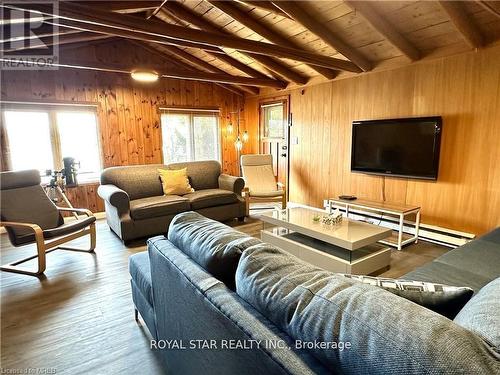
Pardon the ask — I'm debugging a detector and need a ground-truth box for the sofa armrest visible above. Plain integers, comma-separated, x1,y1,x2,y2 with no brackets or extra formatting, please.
97,184,130,215
218,174,245,196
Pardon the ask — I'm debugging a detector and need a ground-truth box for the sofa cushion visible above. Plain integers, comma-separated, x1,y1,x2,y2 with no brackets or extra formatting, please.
167,160,221,190
236,244,500,374
147,235,329,375
100,164,165,200
479,227,500,244
130,195,190,220
167,212,261,289
184,189,238,210
129,251,153,305
432,239,500,281
340,274,473,319
454,277,500,352
403,256,493,293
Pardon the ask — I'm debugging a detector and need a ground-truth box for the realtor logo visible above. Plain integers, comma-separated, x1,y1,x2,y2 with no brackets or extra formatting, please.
1,1,59,70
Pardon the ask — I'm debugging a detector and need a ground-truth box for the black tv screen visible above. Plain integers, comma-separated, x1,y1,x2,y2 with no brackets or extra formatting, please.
351,116,442,180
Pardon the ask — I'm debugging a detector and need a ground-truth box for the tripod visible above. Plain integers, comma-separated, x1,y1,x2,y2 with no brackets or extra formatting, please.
44,173,78,219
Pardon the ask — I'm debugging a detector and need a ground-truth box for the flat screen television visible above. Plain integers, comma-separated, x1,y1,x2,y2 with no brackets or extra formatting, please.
351,116,442,180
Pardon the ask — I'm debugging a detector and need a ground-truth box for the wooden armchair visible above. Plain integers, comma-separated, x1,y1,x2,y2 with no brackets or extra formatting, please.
0,170,96,276
240,154,286,215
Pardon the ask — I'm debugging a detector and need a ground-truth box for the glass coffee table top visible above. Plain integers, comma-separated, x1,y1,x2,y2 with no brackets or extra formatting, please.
259,207,392,251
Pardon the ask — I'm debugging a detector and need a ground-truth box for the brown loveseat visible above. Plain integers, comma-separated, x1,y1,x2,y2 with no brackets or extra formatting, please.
97,161,246,241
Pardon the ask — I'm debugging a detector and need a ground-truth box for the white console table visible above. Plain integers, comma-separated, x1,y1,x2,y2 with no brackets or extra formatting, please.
327,198,421,250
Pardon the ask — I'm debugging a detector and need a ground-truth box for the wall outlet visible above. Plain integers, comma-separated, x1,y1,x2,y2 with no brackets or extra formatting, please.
291,136,299,145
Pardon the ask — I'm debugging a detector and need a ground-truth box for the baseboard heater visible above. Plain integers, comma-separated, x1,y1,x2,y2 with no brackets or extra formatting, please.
282,201,475,248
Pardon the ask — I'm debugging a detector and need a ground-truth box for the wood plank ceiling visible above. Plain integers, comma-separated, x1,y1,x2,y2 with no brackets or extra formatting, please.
2,0,500,95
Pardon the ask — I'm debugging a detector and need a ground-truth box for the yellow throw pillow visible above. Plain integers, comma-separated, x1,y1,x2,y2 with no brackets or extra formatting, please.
158,168,194,195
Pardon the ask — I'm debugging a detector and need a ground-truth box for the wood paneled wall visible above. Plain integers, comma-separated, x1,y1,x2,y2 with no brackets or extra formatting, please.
246,45,500,235
1,40,252,213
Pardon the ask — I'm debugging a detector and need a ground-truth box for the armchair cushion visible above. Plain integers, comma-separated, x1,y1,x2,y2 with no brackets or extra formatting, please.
218,174,245,195
0,169,41,190
97,184,130,215
130,195,190,220
184,189,238,210
1,182,63,246
11,215,96,245
43,216,96,239
248,190,285,198
242,164,277,195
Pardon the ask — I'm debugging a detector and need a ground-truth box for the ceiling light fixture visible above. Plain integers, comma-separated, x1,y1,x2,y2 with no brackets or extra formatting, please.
131,69,159,82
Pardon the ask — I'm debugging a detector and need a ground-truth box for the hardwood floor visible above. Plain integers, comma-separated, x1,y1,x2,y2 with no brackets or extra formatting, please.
1,216,448,374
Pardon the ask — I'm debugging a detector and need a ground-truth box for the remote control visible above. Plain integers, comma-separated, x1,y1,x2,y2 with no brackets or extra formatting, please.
339,195,357,201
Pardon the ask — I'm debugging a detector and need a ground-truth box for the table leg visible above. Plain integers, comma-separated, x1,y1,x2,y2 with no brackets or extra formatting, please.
414,210,421,244
397,214,404,250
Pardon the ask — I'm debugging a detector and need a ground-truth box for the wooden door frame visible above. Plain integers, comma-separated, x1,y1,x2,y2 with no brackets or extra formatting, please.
258,94,291,198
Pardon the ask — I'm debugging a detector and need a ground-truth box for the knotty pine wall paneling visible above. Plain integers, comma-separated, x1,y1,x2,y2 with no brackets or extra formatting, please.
246,45,500,235
0,40,248,213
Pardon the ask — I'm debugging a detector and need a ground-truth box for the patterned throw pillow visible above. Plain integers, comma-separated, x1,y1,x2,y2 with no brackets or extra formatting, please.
341,274,474,319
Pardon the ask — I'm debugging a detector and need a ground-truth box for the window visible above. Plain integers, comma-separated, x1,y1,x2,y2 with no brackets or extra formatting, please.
261,102,285,139
160,109,220,164
2,106,101,181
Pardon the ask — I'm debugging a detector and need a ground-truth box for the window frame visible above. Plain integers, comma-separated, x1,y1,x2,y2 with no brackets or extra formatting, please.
159,108,221,164
1,103,102,182
259,99,288,141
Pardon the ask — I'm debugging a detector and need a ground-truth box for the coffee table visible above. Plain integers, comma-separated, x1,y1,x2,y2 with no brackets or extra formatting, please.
259,206,392,275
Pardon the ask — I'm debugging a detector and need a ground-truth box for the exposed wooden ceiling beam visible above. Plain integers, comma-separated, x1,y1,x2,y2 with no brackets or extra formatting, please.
161,2,307,85
207,52,270,80
439,1,485,48
234,1,293,19
150,44,260,95
156,6,274,81
0,56,285,88
248,55,308,85
59,36,121,52
4,2,361,71
133,41,246,96
1,27,80,44
43,19,224,52
80,1,164,14
1,32,112,52
146,0,168,20
207,1,338,80
272,1,372,71
345,1,421,61
476,1,500,19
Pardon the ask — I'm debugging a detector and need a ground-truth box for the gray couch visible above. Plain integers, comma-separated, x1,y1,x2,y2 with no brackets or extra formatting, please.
130,213,500,374
98,161,246,241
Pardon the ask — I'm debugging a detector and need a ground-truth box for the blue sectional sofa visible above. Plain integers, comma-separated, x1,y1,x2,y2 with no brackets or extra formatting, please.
129,212,500,374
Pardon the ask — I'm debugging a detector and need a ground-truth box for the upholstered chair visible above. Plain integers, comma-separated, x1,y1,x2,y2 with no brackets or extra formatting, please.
240,154,286,214
0,169,96,276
